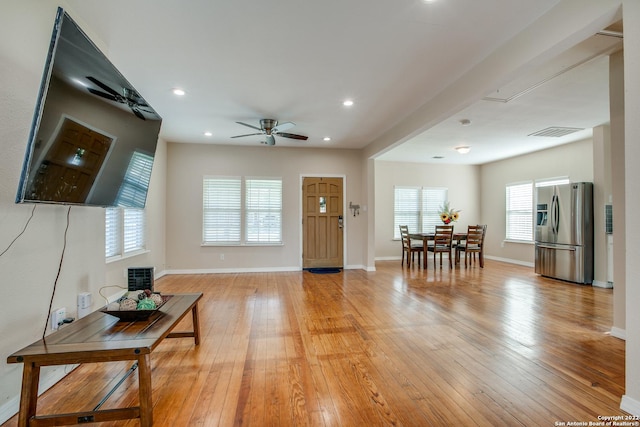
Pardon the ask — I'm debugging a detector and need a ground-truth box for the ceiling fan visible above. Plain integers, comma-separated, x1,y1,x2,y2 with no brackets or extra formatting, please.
85,76,154,120
231,119,308,146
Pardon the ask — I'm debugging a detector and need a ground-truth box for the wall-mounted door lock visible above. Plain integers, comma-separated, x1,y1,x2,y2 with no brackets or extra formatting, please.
338,215,343,229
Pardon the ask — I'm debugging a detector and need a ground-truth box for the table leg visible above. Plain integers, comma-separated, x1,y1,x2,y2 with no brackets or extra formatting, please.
191,304,201,345
138,354,153,427
423,238,428,269
18,362,40,427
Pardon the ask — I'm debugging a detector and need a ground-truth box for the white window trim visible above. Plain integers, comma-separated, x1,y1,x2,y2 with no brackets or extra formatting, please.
393,186,447,239
105,207,148,262
202,176,284,246
505,181,534,243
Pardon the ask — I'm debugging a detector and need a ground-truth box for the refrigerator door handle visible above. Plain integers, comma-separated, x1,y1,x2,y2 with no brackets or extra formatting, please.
551,194,560,235
536,244,576,251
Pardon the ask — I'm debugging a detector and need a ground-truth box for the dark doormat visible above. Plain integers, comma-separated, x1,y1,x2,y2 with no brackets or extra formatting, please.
307,268,342,274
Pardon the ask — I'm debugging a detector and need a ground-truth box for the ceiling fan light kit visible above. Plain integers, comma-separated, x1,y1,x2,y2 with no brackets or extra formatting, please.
231,119,308,146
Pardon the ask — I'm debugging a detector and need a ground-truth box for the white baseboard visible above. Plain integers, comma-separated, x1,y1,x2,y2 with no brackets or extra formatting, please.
375,255,534,268
0,365,78,425
592,280,613,289
621,395,640,417
483,255,534,268
610,326,626,340
164,265,369,275
165,266,301,275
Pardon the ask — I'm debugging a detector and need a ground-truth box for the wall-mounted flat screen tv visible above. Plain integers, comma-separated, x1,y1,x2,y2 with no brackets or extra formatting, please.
15,7,162,208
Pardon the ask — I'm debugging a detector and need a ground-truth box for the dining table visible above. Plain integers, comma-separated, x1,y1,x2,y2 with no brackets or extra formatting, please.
408,232,467,269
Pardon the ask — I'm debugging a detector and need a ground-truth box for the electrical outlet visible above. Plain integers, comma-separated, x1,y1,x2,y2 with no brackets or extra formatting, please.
51,307,66,330
220,253,224,260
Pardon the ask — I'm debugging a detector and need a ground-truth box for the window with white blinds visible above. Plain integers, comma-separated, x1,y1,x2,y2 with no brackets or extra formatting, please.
393,186,447,238
203,177,242,244
116,151,154,208
422,187,448,233
123,209,145,252
246,178,282,243
105,208,120,258
505,182,533,241
394,187,420,238
203,176,282,245
105,207,146,258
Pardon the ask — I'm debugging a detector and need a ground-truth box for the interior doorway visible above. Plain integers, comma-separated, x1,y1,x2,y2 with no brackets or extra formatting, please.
302,177,344,269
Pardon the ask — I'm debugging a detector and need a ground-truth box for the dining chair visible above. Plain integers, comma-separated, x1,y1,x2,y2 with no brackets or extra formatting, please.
399,225,423,267
478,224,487,267
455,225,484,267
427,225,454,268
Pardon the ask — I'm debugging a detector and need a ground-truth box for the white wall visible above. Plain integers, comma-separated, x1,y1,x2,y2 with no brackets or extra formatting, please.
165,143,367,271
0,2,168,420
374,140,596,266
373,161,480,259
621,0,640,416
479,139,594,265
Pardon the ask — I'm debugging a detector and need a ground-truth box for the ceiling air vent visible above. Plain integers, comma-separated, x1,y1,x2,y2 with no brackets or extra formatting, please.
528,127,584,137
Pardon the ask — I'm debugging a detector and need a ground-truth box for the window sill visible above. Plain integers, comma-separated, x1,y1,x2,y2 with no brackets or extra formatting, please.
503,239,534,245
106,249,150,264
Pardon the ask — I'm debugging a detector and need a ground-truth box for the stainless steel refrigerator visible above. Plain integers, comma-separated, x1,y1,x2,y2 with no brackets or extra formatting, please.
534,182,594,284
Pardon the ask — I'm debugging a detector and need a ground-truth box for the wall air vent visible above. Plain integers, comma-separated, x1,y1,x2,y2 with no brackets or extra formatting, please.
528,127,584,138
128,267,154,292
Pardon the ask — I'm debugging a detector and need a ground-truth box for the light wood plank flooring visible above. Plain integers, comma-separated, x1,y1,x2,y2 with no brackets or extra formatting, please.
3,260,627,426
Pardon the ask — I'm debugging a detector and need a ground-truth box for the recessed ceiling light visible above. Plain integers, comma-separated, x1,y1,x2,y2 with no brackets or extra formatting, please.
323,137,331,141
172,88,186,96
422,0,437,3
204,131,212,137
455,146,471,154
343,99,354,107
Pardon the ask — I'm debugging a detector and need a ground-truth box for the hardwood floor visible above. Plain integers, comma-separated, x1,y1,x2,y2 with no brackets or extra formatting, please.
3,260,626,426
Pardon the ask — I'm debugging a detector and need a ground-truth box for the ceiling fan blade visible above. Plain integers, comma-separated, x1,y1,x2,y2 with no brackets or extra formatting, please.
272,121,295,133
86,76,121,97
265,135,276,146
131,107,146,120
88,88,118,102
277,132,308,141
231,132,263,138
236,121,262,131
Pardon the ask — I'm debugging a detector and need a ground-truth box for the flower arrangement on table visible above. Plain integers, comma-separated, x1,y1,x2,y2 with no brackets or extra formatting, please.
439,202,460,224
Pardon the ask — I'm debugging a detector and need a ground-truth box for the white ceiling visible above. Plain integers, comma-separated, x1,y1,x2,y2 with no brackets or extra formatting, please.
62,0,621,165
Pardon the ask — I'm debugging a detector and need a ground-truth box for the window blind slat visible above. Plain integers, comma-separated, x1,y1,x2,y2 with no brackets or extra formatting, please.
106,207,146,258
105,208,120,257
203,177,283,244
246,178,282,243
123,209,145,252
116,152,154,208
393,186,447,238
203,177,242,243
506,182,533,241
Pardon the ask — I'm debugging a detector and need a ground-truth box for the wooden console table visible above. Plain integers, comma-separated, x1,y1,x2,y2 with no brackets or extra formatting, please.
7,293,203,427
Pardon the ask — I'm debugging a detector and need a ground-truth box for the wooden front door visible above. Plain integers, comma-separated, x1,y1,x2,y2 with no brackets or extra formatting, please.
29,118,112,203
302,177,344,269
